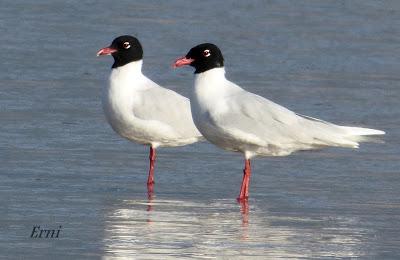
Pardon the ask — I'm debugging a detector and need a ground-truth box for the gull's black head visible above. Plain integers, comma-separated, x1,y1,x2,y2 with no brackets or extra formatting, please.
174,43,224,74
97,35,143,68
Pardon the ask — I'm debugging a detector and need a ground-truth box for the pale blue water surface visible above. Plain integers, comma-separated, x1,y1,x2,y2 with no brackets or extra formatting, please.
1,0,399,259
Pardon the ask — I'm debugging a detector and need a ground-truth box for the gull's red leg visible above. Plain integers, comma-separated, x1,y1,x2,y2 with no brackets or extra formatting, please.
237,159,251,201
147,146,156,186
238,168,247,200
244,159,251,198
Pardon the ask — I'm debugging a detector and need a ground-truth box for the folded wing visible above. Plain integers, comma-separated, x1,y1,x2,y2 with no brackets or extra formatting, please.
211,84,384,155
133,81,202,144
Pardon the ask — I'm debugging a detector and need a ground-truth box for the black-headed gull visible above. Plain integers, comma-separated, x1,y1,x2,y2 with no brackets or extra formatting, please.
97,35,202,190
174,43,385,201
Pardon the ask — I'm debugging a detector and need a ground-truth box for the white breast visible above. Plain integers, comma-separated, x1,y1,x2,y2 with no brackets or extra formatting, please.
190,68,244,149
102,62,144,141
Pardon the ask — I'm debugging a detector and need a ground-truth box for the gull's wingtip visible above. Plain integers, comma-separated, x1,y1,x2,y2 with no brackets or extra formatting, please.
341,126,385,136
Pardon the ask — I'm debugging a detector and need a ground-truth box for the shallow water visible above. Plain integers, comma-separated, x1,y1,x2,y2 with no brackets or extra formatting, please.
1,0,400,259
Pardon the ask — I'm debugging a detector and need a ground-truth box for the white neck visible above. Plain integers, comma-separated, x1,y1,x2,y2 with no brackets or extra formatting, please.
194,67,226,82
112,60,143,75
194,67,224,90
191,67,233,109
193,67,227,94
108,60,149,91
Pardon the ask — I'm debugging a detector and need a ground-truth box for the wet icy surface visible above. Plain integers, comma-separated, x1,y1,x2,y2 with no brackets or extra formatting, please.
1,0,399,259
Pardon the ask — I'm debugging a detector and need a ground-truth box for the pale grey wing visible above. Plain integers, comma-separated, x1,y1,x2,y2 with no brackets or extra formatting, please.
133,85,202,139
212,90,358,152
212,91,302,146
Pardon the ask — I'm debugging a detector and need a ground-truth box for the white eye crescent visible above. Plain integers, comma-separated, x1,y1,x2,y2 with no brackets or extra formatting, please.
123,42,131,49
203,49,211,57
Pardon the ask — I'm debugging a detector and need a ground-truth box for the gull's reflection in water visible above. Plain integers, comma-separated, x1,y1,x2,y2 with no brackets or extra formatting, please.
103,198,369,258
146,188,154,224
239,199,250,226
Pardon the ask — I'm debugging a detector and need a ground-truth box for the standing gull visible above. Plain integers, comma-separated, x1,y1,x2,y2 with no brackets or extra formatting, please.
97,35,202,191
174,43,385,201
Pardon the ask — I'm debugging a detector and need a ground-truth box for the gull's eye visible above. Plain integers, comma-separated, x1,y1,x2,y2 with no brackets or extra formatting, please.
203,49,211,57
123,42,131,49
